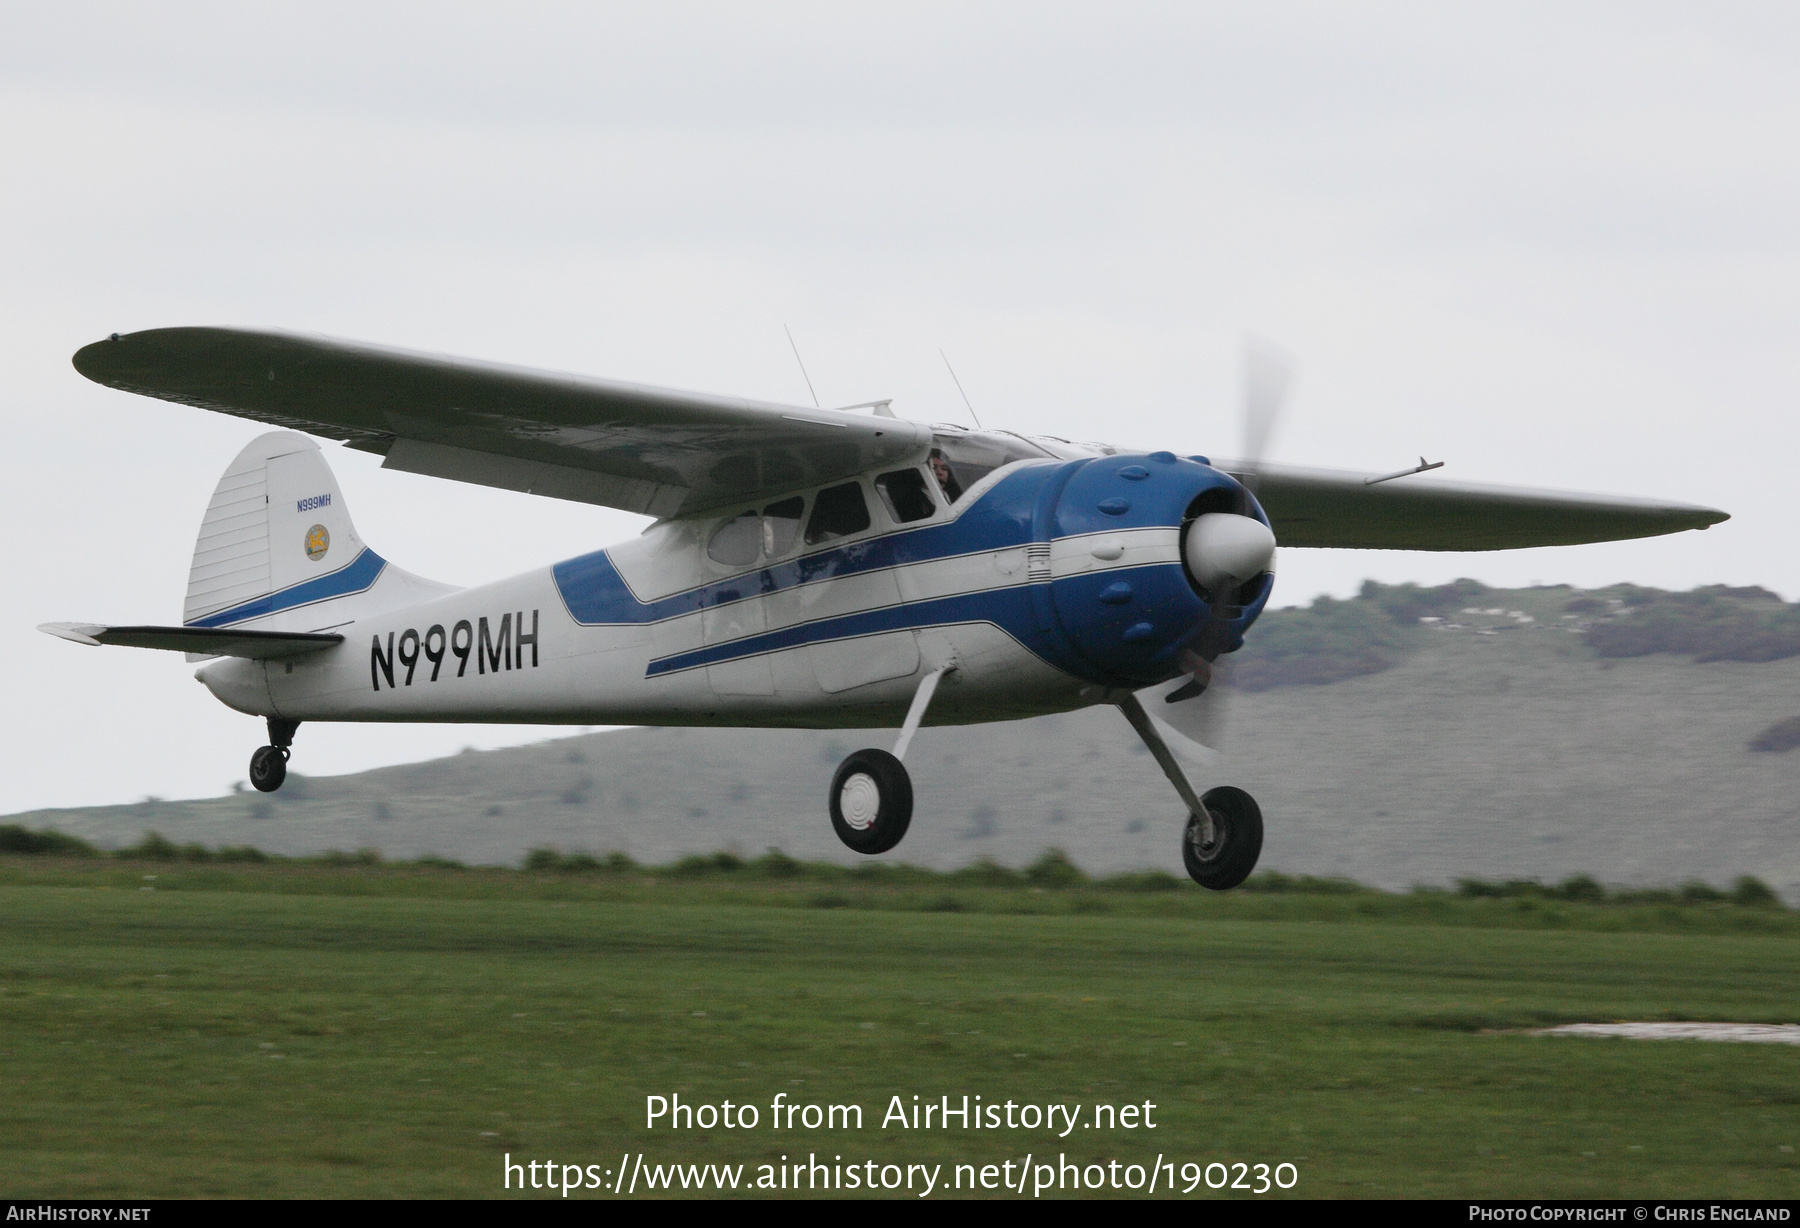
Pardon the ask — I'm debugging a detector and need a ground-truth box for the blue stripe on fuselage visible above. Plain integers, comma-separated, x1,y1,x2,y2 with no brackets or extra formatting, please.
551,463,1064,627
185,548,388,629
641,563,1182,681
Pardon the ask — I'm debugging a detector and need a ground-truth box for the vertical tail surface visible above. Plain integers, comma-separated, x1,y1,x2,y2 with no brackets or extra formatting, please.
185,431,453,633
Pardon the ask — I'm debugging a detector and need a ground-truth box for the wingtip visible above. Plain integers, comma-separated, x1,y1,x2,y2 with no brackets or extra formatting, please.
38,621,104,646
71,332,126,382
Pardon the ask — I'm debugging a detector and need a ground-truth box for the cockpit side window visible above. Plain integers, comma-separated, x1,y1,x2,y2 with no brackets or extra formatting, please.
707,495,810,569
762,496,805,557
874,468,937,524
706,510,762,566
804,482,872,545
928,430,1053,503
927,449,963,503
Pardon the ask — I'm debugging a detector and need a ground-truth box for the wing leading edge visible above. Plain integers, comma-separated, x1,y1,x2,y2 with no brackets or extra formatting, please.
1220,462,1726,551
74,328,1726,549
73,328,932,518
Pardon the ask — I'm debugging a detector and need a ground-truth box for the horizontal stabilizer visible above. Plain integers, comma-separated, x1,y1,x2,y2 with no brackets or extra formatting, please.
38,622,344,659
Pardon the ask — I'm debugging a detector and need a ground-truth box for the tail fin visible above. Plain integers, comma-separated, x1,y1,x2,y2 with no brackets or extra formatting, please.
184,431,454,632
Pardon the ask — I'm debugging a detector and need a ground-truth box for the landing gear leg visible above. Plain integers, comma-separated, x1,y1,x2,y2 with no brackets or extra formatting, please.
249,717,300,794
827,667,947,855
1117,693,1263,890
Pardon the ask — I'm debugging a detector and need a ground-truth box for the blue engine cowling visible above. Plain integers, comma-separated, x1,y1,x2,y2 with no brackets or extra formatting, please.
1039,450,1273,689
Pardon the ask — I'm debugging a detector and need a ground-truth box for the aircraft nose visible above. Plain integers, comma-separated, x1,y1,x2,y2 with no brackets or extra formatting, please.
1183,512,1276,594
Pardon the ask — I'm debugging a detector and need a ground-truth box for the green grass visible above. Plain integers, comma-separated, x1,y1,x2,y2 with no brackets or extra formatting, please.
2,854,1798,1198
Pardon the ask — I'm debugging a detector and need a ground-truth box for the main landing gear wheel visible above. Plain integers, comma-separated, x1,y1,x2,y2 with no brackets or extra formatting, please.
248,745,289,793
249,717,300,793
829,749,913,855
1183,785,1264,891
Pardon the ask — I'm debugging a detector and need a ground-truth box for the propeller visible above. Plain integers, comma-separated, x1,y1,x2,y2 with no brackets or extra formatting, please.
1140,337,1293,759
1239,337,1294,494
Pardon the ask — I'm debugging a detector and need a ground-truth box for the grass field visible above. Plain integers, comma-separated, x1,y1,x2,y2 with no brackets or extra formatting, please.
3,853,1798,1199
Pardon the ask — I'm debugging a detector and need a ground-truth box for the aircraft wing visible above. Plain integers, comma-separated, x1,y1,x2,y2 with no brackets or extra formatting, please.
1222,462,1728,550
38,623,344,659
73,328,932,519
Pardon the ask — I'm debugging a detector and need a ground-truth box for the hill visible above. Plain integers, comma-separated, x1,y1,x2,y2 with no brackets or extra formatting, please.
10,580,1800,897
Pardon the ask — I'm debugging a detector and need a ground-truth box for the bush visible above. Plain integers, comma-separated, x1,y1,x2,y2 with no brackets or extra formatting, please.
1097,870,1183,893
523,847,563,872
671,852,745,878
1732,876,1782,908
1024,849,1085,888
1457,878,1549,900
750,848,802,879
1554,874,1605,903
950,859,1023,888
1678,881,1727,904
118,832,181,861
0,825,99,857
1244,871,1366,895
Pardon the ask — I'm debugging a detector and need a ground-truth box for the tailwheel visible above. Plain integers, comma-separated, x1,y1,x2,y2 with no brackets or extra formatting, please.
249,745,289,793
1182,785,1263,890
829,748,913,855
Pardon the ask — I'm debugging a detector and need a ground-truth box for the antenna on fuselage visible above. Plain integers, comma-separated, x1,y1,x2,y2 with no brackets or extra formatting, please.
783,324,821,408
939,349,983,429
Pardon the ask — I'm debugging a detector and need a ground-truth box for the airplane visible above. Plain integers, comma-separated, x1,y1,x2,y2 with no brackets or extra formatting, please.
41,327,1728,889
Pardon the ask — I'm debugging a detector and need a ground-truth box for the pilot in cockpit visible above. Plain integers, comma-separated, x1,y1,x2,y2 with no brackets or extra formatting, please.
928,448,963,504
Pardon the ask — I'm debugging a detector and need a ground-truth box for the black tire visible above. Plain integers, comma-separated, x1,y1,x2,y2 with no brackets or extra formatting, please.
249,745,288,793
1182,785,1263,890
829,749,913,855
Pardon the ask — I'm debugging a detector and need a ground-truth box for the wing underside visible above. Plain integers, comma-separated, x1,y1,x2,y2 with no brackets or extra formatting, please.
1222,463,1726,551
73,328,1725,549
73,328,932,518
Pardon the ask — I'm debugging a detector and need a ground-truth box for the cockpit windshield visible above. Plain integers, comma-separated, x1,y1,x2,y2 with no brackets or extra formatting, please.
927,429,1056,504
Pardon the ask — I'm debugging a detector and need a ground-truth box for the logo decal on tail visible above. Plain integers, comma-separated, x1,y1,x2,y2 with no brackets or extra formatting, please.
305,524,330,561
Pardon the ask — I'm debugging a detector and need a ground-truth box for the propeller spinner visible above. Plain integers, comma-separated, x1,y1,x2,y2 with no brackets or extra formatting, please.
1145,340,1294,755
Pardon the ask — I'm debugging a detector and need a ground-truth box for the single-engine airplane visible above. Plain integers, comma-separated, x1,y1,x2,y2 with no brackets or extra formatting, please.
43,328,1728,888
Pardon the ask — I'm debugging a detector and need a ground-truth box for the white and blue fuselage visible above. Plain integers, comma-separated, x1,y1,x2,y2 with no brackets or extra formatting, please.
197,447,1273,734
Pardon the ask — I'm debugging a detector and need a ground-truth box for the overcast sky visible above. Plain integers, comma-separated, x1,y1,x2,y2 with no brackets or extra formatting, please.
3,3,1794,812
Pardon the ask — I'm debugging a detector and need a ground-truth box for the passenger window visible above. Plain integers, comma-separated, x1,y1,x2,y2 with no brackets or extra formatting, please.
875,468,937,524
706,510,761,566
762,496,804,557
804,482,871,545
